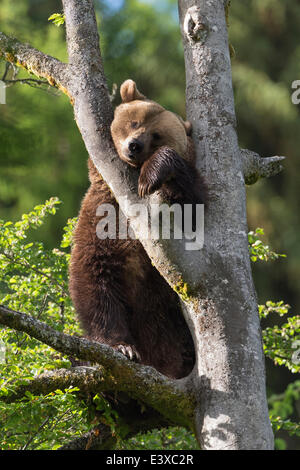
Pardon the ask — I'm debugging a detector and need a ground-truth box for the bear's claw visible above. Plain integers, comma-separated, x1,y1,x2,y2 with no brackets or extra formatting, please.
138,180,157,198
115,344,141,362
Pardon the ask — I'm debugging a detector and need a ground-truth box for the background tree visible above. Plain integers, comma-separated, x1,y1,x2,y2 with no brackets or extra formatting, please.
0,0,300,450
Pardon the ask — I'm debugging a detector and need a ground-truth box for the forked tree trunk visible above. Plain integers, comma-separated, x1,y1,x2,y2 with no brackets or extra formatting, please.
0,0,276,450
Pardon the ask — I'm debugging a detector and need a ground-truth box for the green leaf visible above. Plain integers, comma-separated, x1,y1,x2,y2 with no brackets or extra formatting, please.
48,13,66,27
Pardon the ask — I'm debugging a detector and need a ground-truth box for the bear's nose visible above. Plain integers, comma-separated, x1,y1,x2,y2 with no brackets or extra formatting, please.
128,139,144,157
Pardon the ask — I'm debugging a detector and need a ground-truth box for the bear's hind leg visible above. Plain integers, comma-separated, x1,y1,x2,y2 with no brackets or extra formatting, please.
69,245,141,362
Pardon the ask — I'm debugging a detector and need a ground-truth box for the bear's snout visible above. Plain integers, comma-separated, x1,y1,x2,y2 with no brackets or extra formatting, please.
128,138,144,159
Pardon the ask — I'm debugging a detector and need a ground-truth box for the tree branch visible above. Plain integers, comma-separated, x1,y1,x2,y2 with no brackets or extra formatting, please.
2,78,60,96
1,61,11,80
0,305,195,428
62,0,102,69
2,365,172,448
57,423,117,450
0,31,70,98
0,366,107,403
241,149,285,185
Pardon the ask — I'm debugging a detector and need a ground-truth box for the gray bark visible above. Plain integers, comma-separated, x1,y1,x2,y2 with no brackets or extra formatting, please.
178,0,274,449
0,32,69,93
0,0,278,449
241,149,285,185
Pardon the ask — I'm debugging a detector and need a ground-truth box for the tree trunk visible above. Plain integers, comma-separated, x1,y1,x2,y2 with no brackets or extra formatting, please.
177,0,274,449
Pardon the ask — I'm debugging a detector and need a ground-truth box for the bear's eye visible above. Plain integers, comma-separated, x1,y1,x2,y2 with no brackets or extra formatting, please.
131,121,138,129
152,132,161,140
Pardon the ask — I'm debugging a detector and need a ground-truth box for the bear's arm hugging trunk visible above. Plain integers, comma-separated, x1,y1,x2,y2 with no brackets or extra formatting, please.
138,146,207,229
138,145,206,204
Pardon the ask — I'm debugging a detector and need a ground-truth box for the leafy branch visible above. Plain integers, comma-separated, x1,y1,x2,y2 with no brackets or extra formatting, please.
48,13,66,27
269,381,300,441
248,228,286,262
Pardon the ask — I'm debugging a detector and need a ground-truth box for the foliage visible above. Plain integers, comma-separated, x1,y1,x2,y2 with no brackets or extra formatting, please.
0,387,91,450
48,13,65,27
0,197,72,329
269,381,300,449
0,199,95,450
259,302,300,373
0,0,87,249
0,0,186,251
93,394,119,436
248,228,286,262
249,235,300,447
0,201,299,449
261,301,300,445
250,235,300,374
229,0,300,314
122,427,199,450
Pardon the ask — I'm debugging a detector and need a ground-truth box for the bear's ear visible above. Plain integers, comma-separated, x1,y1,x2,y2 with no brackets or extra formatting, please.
120,79,146,103
176,114,193,136
183,120,192,136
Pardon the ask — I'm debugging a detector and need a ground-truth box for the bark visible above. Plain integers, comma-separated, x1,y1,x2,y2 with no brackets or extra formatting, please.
0,0,279,450
0,365,109,404
0,32,69,96
177,0,274,449
241,149,285,185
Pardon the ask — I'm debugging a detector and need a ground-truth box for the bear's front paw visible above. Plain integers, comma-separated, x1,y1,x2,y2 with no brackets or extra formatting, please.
114,343,141,362
138,176,160,198
138,147,177,198
138,163,168,197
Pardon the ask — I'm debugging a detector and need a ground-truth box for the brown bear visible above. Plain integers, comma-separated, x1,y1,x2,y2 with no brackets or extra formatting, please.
69,80,206,379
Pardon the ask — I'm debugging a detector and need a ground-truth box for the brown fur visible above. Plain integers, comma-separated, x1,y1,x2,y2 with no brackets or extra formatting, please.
69,80,206,378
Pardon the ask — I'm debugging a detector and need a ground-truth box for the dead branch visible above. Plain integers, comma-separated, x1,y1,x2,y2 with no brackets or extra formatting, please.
241,149,285,185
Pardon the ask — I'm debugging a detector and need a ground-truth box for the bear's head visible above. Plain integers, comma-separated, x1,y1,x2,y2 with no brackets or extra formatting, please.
111,80,192,168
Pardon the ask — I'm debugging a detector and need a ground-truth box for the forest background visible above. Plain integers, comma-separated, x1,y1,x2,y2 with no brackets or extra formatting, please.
0,0,299,449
